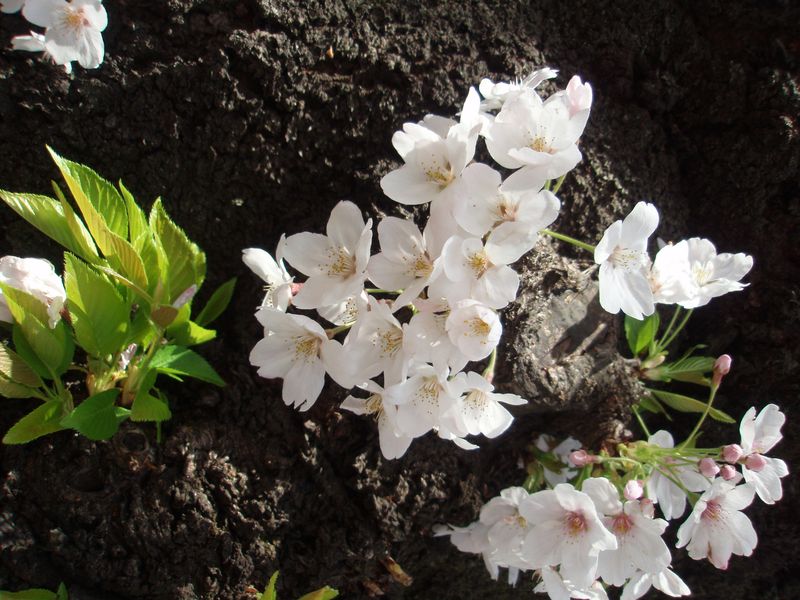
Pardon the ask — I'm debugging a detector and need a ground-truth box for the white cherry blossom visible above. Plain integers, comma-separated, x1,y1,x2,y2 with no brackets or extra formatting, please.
445,299,501,362
478,67,559,112
242,243,293,311
281,200,372,309
341,380,412,459
594,202,659,319
645,430,710,520
621,568,691,600
535,566,609,600
403,297,469,374
0,255,66,328
676,479,757,570
447,371,526,438
535,435,582,487
738,404,789,504
383,365,459,438
23,0,107,69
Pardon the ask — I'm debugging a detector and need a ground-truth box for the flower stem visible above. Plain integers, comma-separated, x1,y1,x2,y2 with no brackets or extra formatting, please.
540,229,596,253
631,405,652,437
482,348,497,383
365,288,400,295
658,309,693,351
326,322,354,338
551,174,567,195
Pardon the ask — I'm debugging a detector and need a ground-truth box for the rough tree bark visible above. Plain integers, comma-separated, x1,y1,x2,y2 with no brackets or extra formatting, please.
0,1,797,599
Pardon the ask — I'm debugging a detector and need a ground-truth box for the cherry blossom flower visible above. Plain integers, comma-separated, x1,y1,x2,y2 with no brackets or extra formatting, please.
0,255,66,328
341,380,412,459
478,486,534,575
446,371,526,438
445,299,501,362
676,479,757,570
10,30,74,73
0,0,23,13
242,244,293,311
479,67,559,111
594,202,659,319
520,483,617,588
249,308,344,411
383,365,459,438
738,404,789,504
645,430,710,520
536,435,582,486
316,290,368,326
281,200,372,309
22,0,107,69
367,217,439,310
534,566,609,600
403,298,469,374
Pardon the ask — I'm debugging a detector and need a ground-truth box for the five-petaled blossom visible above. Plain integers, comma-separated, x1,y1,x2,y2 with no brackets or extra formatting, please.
738,404,788,504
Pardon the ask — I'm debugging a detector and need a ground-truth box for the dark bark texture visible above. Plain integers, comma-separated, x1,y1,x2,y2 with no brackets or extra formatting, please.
0,1,798,598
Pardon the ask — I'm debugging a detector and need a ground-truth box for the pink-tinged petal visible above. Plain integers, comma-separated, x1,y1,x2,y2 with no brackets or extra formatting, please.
727,510,758,556
73,0,106,30
561,549,600,589
522,520,562,568
283,356,325,411
249,336,294,379
742,464,781,504
707,526,734,570
752,403,785,453
22,0,63,26
380,163,441,205
282,232,331,276
582,478,623,516
722,482,755,512
519,489,564,525
326,200,366,250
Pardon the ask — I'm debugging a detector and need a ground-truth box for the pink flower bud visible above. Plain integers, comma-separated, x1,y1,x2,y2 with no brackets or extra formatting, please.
569,449,595,467
640,498,656,518
720,465,738,480
290,282,303,296
722,444,744,464
712,354,732,387
624,480,644,500
699,458,721,478
745,453,767,472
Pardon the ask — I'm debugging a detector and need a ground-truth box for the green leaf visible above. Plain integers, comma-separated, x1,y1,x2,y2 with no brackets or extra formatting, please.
649,389,735,423
0,285,69,374
48,147,128,239
167,320,216,347
64,254,130,357
3,400,64,444
0,343,43,387
298,587,339,600
0,589,59,599
12,326,50,379
0,190,89,259
195,277,236,327
624,313,660,357
150,346,224,386
0,377,40,399
119,181,149,243
130,370,171,422
55,583,68,600
259,572,279,600
60,389,128,440
637,394,670,418
660,356,716,385
149,199,204,304
52,181,100,263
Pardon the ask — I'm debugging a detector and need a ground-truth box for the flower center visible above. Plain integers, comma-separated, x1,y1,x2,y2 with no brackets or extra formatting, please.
375,327,403,358
294,335,320,362
425,162,455,188
326,247,356,278
467,251,489,278
701,500,723,522
467,316,491,339
611,513,634,536
465,389,487,410
692,262,714,285
62,7,90,30
365,394,383,416
609,246,643,271
529,136,554,154
407,253,434,278
563,511,588,536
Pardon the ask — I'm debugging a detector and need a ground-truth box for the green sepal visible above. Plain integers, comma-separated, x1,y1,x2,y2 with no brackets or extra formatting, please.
649,389,735,423
195,277,236,327
64,253,130,357
2,400,65,444
60,389,130,440
150,345,224,386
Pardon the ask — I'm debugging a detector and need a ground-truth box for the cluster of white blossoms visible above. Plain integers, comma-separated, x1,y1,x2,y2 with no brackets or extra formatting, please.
439,404,788,599
3,0,107,73
244,67,594,458
595,201,754,319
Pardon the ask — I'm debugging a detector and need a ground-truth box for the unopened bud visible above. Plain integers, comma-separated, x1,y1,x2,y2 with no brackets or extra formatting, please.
712,354,732,387
172,284,198,309
720,465,738,480
640,498,656,518
569,449,595,467
722,444,744,464
745,453,767,472
699,458,720,478
290,282,303,296
624,479,644,500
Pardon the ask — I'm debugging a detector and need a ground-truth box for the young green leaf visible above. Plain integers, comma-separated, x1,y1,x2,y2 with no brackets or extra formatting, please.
0,588,60,599
149,199,204,304
649,389,735,423
297,587,339,600
657,356,716,385
47,147,128,239
195,277,236,327
130,370,171,422
0,190,90,259
60,389,129,440
637,394,670,418
150,345,224,386
167,320,216,347
0,377,40,399
119,181,149,243
55,583,68,600
52,182,100,263
12,326,50,379
0,343,44,387
64,253,130,357
2,400,64,444
259,572,279,600
624,313,659,357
